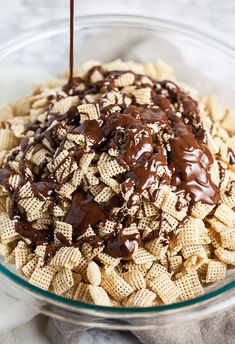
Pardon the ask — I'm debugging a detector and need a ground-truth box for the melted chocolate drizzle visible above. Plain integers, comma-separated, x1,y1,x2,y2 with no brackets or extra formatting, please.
0,168,13,193
168,112,220,204
104,230,141,258
69,0,74,84
64,191,106,237
228,147,235,165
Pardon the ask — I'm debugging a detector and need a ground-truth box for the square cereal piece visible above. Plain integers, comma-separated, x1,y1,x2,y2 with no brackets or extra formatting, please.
52,268,74,295
94,186,114,203
214,204,235,226
133,247,156,265
206,131,220,155
57,183,77,200
221,107,235,133
85,167,100,186
81,242,104,260
191,202,215,219
137,216,153,230
161,191,188,221
124,261,153,275
53,150,78,183
0,242,12,257
178,218,210,246
124,288,156,307
74,282,93,303
73,256,89,275
215,247,235,266
143,200,159,217
184,255,206,272
206,260,227,283
114,72,135,88
30,148,51,166
122,270,146,290
122,223,138,236
97,252,121,267
50,247,81,269
145,263,168,285
71,169,84,188
207,217,228,233
206,95,226,122
159,212,179,233
220,227,235,250
101,269,134,302
221,192,235,209
79,150,95,172
9,174,21,191
101,176,121,194
0,214,19,244
89,183,105,197
175,272,204,301
181,245,208,259
132,87,152,105
54,221,73,244
0,128,19,150
145,239,163,257
52,96,79,115
25,201,47,222
77,103,100,122
168,255,183,273
14,241,30,270
98,158,126,179
168,236,182,256
29,265,57,290
153,185,171,209
34,245,47,259
98,220,116,237
208,227,221,249
22,256,39,279
149,272,180,304
0,197,7,212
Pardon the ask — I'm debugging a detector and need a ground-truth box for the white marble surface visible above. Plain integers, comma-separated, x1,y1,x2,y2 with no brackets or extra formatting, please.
1,1,235,343
1,0,235,46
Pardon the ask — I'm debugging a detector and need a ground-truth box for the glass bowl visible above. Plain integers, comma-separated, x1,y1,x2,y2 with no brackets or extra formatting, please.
0,14,235,330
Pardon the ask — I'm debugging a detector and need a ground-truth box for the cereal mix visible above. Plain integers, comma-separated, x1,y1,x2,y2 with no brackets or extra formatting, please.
0,59,234,307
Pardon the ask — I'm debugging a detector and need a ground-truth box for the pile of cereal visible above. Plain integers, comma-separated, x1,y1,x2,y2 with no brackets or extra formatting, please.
0,59,234,307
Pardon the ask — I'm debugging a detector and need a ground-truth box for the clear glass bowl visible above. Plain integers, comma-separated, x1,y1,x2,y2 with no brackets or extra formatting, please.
0,14,235,330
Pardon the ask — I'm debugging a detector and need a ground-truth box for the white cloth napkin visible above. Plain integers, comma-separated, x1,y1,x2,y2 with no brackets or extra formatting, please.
0,289,37,335
46,308,235,344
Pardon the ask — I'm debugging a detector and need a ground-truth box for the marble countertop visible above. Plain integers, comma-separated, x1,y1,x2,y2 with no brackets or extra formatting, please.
1,1,235,343
1,0,235,47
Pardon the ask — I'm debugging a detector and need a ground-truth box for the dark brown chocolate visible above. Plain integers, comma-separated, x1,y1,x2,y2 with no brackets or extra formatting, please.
168,112,220,204
104,229,141,258
0,168,12,193
64,191,105,237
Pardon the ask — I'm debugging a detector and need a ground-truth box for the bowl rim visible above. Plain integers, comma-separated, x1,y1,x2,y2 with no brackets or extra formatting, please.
0,13,235,316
